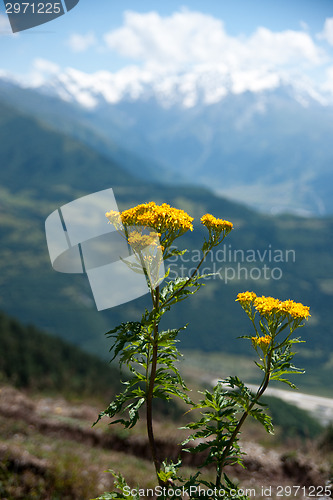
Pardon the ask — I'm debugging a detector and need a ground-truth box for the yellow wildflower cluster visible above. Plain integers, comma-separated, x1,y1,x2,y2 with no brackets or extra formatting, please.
254,296,281,317
128,231,162,252
236,291,257,304
236,291,310,321
278,300,311,320
251,335,272,351
200,214,233,235
121,202,194,233
106,202,193,235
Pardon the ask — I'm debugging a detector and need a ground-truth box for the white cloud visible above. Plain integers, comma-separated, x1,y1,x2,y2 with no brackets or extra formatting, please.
322,65,333,94
9,10,333,109
101,10,333,105
23,58,61,87
104,10,228,67
300,20,309,31
67,32,96,53
318,17,333,46
0,13,11,34
33,58,60,74
246,27,322,67
104,9,324,72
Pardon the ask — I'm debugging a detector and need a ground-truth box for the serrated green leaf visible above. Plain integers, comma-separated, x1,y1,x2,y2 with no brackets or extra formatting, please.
270,377,299,389
249,407,274,434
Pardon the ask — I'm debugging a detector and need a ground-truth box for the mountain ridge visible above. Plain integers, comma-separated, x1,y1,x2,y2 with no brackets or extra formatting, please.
8,65,331,110
1,70,332,216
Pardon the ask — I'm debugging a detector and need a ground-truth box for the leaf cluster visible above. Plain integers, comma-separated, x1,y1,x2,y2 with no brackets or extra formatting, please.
95,318,191,428
269,340,305,389
182,378,273,471
159,274,206,312
92,470,141,500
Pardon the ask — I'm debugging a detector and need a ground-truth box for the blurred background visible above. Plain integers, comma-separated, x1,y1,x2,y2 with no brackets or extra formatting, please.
0,1,333,498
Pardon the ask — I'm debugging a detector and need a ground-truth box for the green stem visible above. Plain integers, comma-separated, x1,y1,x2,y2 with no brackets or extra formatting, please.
216,351,273,488
146,342,160,479
145,286,163,484
215,408,224,489
161,232,230,310
161,250,209,310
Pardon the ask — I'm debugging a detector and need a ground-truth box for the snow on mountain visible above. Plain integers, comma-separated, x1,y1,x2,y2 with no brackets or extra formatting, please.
8,63,332,111
2,65,333,216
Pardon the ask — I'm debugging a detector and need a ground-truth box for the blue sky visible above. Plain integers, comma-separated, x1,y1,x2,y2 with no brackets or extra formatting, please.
1,0,333,93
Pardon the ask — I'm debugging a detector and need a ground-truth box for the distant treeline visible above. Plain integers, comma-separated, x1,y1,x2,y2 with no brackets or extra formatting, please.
0,311,122,400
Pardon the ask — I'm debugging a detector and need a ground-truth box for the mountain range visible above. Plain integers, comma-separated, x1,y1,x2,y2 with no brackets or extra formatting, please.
1,66,333,216
0,88,333,396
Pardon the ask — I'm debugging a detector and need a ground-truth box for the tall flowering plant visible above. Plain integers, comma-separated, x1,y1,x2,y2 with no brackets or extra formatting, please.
93,202,310,500
182,292,310,495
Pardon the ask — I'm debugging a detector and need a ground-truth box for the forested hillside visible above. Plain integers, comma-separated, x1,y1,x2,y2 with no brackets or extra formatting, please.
0,310,122,399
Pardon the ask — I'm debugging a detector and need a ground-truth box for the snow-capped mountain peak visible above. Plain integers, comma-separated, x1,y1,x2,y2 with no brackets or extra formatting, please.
1,63,333,217
9,63,332,110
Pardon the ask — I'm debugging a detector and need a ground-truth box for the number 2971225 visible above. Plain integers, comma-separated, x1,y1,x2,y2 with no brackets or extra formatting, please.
5,3,62,14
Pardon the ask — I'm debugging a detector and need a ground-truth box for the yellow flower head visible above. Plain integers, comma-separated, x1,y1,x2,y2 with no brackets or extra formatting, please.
278,299,311,320
119,202,194,234
251,334,272,352
236,291,257,305
200,214,233,236
254,296,281,317
251,295,310,321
